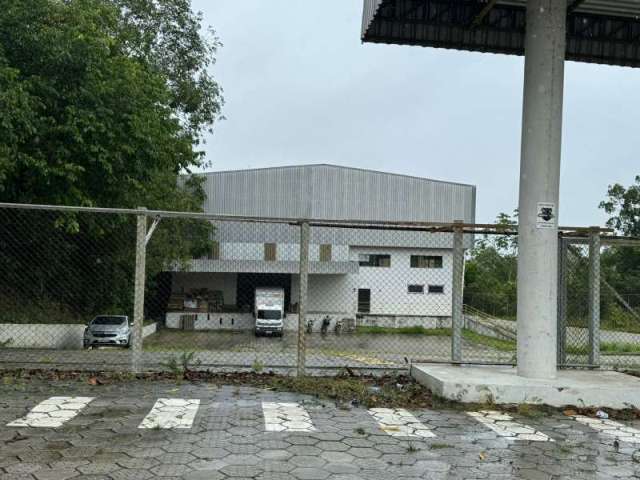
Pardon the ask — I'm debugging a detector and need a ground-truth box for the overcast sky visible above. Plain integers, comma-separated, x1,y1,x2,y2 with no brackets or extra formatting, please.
191,0,640,226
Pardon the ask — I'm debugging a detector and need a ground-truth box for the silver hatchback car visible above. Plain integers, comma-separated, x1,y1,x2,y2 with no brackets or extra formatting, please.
83,315,131,349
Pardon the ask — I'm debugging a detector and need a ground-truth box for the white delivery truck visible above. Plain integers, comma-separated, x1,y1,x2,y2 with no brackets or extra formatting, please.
254,287,285,336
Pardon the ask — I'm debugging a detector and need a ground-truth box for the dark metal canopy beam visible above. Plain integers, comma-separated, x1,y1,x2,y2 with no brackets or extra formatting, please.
362,0,640,68
567,0,587,14
470,0,499,28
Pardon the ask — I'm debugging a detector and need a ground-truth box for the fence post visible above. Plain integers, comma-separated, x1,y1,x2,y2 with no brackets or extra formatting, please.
588,227,601,367
131,207,147,374
557,236,568,366
451,220,464,363
297,221,310,377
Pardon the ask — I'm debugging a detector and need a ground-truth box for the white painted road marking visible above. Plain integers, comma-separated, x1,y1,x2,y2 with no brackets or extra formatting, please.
368,408,436,438
7,396,94,428
138,398,200,429
262,402,316,432
573,415,640,444
467,410,553,442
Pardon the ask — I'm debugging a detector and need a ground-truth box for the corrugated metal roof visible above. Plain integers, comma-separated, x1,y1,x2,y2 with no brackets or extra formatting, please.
362,0,640,68
195,164,476,224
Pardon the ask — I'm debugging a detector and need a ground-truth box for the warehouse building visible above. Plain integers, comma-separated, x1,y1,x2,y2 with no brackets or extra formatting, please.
166,164,475,331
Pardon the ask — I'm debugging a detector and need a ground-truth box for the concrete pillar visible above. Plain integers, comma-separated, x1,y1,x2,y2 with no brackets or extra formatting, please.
516,0,567,379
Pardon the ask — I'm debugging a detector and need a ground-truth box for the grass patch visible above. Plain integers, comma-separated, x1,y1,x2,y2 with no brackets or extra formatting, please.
461,329,515,352
355,326,451,336
430,443,453,450
567,342,640,355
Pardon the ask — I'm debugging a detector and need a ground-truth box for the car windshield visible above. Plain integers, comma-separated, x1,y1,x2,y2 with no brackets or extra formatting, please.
92,316,126,326
257,310,281,320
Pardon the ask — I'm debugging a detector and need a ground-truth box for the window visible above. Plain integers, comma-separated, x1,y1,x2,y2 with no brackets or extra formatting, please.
319,244,332,262
258,309,281,320
410,255,443,268
408,284,424,294
207,241,220,260
358,254,391,267
264,243,277,261
428,285,445,294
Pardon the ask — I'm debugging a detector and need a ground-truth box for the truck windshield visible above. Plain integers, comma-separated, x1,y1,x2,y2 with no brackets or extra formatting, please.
257,310,281,320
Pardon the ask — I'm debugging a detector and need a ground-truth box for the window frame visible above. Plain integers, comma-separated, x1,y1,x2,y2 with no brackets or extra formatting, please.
428,285,445,294
264,242,277,261
208,241,220,260
319,243,332,262
410,255,443,269
407,284,425,294
358,253,391,268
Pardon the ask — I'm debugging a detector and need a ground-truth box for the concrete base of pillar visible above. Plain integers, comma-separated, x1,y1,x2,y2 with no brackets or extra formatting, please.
411,364,640,408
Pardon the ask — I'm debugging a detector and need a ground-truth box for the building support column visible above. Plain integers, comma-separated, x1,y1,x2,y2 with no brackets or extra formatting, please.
517,0,567,379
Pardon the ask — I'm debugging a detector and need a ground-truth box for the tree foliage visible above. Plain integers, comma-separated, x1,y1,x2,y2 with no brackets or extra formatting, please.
0,0,221,322
464,211,518,318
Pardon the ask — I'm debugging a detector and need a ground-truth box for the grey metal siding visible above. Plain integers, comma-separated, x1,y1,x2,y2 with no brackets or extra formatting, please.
199,164,475,224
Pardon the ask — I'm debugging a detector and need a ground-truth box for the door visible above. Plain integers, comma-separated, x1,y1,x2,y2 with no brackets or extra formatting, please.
357,289,371,313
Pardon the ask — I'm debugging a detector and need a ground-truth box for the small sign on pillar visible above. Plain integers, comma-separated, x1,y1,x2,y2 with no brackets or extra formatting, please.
536,202,556,229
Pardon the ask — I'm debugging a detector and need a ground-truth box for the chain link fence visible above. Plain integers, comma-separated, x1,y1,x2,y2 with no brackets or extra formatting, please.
560,235,640,369
1,203,638,374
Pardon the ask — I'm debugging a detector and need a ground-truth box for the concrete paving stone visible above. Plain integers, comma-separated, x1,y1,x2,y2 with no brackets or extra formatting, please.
260,459,297,473
0,457,20,468
320,451,354,463
126,447,166,459
315,441,350,452
108,470,155,480
76,463,120,475
289,467,331,480
346,447,381,459
323,462,361,475
257,449,293,460
288,445,322,456
223,443,260,455
256,473,297,480
115,458,160,470
149,464,193,477
219,465,264,477
289,455,327,468
190,447,230,460
4,464,43,475
182,471,226,480
31,469,78,480
157,453,196,465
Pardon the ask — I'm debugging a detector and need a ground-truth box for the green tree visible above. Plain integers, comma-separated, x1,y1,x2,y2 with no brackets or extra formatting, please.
464,211,518,318
599,177,640,312
0,0,220,323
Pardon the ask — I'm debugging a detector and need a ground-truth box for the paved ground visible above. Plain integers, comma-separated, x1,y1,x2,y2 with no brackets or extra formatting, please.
2,380,640,479
0,332,515,371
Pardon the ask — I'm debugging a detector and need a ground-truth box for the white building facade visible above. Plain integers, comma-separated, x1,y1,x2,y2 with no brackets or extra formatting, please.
166,164,475,331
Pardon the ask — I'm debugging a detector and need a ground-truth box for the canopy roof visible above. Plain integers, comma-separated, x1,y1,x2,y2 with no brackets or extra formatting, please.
362,0,640,68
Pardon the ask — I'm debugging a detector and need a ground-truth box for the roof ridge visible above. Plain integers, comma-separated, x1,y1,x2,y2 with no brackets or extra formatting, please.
194,164,476,188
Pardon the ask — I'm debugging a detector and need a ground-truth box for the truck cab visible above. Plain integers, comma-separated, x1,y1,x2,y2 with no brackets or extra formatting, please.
254,287,285,336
